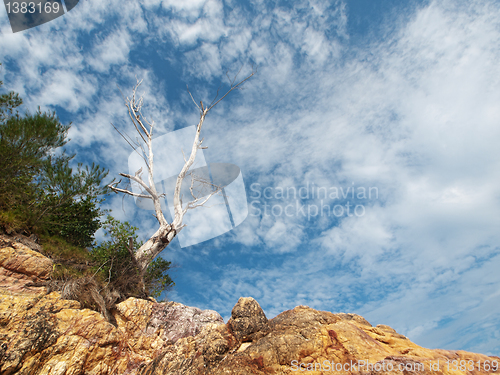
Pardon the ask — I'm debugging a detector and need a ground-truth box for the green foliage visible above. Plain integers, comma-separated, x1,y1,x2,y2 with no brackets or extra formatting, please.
0,109,69,166
0,63,22,123
0,110,63,209
144,256,175,299
0,108,108,247
0,210,27,233
0,63,173,304
90,216,174,299
33,156,110,247
90,216,140,280
39,154,110,201
39,233,91,262
40,196,102,248
0,69,111,247
0,106,70,200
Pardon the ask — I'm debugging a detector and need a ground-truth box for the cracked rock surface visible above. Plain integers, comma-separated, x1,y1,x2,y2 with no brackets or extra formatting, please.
1,240,499,374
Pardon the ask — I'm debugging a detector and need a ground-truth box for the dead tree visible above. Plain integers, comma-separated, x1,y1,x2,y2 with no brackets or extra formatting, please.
108,68,254,274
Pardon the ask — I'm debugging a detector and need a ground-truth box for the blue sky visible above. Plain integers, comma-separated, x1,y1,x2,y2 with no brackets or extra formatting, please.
1,0,500,356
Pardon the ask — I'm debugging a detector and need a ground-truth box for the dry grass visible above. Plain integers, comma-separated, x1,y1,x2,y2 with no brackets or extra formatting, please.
1,227,155,325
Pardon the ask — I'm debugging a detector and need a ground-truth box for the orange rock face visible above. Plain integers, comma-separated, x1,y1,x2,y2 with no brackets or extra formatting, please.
0,242,498,375
0,239,53,295
140,299,500,375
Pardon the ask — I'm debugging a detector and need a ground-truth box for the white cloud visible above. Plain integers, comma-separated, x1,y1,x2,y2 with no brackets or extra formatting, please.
87,29,132,73
183,43,222,78
162,0,208,18
1,0,499,355
37,69,97,111
157,0,226,46
188,0,500,353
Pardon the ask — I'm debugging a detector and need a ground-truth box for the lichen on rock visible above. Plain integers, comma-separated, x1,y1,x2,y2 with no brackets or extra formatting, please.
0,239,499,375
228,296,270,342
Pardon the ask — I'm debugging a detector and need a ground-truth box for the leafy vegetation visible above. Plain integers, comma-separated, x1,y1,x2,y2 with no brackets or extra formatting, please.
0,63,110,247
0,108,109,247
0,63,174,314
0,64,22,123
90,216,174,299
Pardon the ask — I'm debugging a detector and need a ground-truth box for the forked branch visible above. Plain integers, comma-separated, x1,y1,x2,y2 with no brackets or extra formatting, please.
108,67,255,272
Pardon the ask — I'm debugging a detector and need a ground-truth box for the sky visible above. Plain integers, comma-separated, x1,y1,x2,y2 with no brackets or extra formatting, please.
1,0,500,356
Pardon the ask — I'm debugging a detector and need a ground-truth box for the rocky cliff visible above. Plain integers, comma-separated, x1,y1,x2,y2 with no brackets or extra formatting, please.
0,237,499,375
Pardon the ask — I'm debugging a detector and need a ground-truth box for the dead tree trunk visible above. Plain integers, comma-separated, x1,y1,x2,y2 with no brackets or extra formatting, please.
108,68,254,273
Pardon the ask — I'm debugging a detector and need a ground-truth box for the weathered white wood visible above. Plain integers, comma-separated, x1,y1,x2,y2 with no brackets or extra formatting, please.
109,69,254,272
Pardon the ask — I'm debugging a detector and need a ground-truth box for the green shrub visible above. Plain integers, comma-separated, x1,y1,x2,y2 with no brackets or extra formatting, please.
0,79,111,245
39,233,91,262
90,216,174,299
40,196,103,248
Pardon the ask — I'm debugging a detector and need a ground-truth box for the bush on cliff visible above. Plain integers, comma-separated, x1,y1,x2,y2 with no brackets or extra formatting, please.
0,64,174,321
91,216,174,299
0,63,109,247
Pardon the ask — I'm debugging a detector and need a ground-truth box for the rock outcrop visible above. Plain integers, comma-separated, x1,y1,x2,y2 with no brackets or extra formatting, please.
0,236,52,295
228,297,270,342
1,239,499,374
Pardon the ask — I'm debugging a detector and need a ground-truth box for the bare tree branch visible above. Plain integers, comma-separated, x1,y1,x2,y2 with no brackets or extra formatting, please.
108,186,151,199
109,66,255,273
187,85,201,111
208,65,255,110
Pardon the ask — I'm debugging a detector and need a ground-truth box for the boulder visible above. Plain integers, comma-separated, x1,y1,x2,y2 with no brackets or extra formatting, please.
145,300,224,344
1,239,499,375
139,304,500,374
227,297,270,342
0,243,52,280
0,241,225,374
0,240,53,295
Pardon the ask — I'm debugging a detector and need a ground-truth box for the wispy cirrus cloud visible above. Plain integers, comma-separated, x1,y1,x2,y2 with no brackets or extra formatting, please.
1,0,499,356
